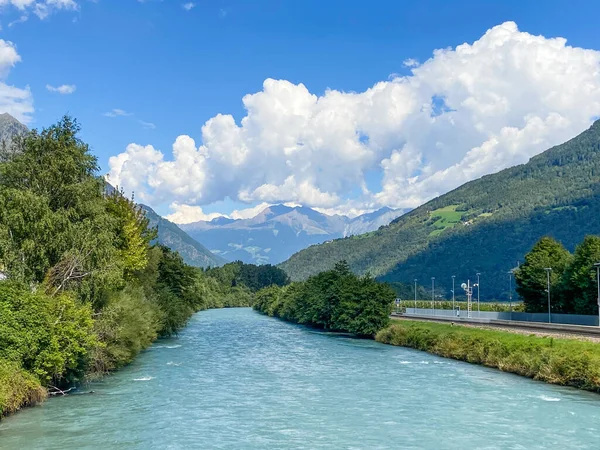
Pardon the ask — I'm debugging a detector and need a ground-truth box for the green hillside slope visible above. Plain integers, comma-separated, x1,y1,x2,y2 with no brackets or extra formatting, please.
140,204,227,268
280,120,600,299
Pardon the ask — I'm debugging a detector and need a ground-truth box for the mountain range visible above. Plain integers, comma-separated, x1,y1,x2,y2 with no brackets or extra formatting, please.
140,204,227,268
280,120,600,300
179,205,405,265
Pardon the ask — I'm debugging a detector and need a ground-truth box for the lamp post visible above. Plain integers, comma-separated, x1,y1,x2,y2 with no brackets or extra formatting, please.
508,271,513,317
431,277,435,316
414,278,417,313
594,264,600,327
544,268,552,323
476,272,481,317
452,275,456,313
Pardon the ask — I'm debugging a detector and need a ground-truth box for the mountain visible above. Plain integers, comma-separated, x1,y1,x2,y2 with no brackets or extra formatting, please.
179,205,405,265
0,113,28,154
140,204,227,268
280,120,600,300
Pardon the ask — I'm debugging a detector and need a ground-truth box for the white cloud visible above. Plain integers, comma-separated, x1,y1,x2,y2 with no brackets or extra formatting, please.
46,83,76,94
104,108,132,117
108,22,600,215
0,0,78,21
403,58,419,67
230,203,271,220
0,39,33,123
182,2,195,11
166,203,222,224
138,119,156,129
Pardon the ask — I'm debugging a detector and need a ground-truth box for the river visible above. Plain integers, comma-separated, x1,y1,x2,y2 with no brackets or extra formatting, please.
1,308,599,449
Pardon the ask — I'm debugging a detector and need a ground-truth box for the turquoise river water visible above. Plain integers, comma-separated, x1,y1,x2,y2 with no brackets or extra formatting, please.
1,308,600,449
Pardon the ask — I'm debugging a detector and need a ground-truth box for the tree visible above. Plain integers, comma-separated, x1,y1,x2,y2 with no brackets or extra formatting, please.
561,236,600,314
514,237,572,312
0,116,120,297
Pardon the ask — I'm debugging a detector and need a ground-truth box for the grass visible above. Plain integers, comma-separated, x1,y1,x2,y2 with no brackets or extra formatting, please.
376,320,600,393
429,205,462,236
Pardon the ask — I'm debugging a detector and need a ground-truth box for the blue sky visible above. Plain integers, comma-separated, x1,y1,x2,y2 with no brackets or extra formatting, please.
3,0,600,221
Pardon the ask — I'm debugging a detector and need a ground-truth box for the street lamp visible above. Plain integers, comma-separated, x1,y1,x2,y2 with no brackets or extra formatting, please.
414,278,418,313
508,270,513,317
431,277,435,316
476,272,481,318
451,275,456,313
594,263,600,327
544,268,552,323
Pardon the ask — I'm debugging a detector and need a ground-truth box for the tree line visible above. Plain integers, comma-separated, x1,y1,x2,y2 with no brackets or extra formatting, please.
0,117,286,417
515,235,600,314
253,261,395,336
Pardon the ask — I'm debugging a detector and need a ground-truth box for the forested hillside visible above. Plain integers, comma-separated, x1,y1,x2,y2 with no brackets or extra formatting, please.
280,120,600,299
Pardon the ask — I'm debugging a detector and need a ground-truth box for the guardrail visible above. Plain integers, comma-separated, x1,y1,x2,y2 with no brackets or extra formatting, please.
399,307,599,327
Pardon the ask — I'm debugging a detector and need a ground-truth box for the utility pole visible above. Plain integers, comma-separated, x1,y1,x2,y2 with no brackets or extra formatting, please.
414,278,417,313
508,271,513,316
544,268,552,323
594,264,600,327
431,277,435,316
476,272,481,318
452,275,456,313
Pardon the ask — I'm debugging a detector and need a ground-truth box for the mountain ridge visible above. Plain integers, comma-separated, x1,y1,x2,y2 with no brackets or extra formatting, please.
140,204,227,268
179,205,406,265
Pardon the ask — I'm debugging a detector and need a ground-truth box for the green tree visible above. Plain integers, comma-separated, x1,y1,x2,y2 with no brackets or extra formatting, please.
561,236,600,314
514,237,572,312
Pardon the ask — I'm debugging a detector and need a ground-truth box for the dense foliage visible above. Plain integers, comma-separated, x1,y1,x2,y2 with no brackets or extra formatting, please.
377,320,600,393
253,261,395,336
514,237,572,312
516,235,600,314
280,120,600,299
205,260,290,292
0,117,252,417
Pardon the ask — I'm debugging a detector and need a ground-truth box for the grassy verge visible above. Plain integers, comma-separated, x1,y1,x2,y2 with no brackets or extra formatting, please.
376,320,600,393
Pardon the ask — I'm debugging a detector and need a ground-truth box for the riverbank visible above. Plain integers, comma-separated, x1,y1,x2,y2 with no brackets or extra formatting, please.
376,319,600,393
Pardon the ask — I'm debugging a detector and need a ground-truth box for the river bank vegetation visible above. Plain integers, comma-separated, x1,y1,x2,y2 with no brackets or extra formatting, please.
0,117,280,418
253,261,395,336
377,320,600,393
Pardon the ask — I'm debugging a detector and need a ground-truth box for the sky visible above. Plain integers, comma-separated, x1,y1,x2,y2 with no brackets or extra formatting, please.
1,0,600,223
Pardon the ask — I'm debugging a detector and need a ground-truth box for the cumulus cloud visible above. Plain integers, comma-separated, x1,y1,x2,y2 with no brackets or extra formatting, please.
0,39,33,123
108,22,600,215
46,83,76,94
182,2,195,11
166,203,222,224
